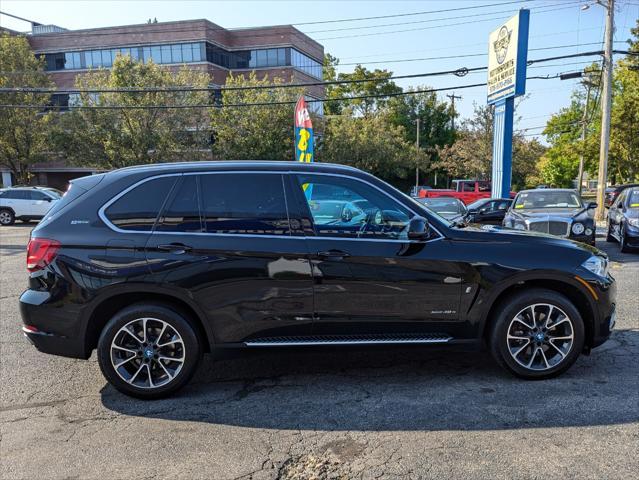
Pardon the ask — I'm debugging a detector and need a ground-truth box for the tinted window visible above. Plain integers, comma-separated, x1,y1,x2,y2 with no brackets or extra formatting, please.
627,190,639,208
28,190,51,201
157,176,201,232
295,174,412,239
105,177,176,231
200,173,289,235
1,190,27,199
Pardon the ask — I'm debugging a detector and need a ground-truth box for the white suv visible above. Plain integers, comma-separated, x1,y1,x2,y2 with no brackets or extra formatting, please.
0,187,60,226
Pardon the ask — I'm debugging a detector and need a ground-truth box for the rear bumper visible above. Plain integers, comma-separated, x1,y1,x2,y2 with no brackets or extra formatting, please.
19,289,90,359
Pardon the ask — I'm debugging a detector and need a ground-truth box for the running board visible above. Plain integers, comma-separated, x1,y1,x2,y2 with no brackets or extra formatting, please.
244,333,452,347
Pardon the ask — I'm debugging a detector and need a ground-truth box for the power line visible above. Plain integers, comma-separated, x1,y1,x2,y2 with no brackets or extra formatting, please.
304,1,565,34
339,42,626,66
316,2,584,41
2,49,634,96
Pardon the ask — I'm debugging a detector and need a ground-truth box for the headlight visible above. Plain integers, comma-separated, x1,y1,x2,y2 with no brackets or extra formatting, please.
628,218,639,227
572,222,585,235
581,255,608,277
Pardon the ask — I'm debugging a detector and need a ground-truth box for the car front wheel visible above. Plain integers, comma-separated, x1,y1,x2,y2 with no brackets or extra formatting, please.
489,289,584,379
97,303,202,399
619,224,631,253
0,209,15,226
606,222,615,242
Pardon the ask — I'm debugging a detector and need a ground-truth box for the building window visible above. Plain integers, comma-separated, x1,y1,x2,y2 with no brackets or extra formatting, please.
291,48,322,79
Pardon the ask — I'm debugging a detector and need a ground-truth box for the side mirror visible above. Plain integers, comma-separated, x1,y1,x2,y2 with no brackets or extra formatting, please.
586,202,597,210
407,215,430,241
468,208,479,214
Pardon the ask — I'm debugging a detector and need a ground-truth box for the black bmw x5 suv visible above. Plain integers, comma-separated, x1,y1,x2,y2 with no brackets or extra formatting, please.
21,162,616,398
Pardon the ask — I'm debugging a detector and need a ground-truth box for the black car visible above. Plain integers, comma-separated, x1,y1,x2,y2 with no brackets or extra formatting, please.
606,186,639,252
605,183,639,208
503,189,597,245
415,197,468,224
21,162,616,398
466,198,513,225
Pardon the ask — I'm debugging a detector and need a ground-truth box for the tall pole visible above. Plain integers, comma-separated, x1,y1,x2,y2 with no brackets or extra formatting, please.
447,93,461,131
577,81,592,196
415,117,420,188
595,0,614,221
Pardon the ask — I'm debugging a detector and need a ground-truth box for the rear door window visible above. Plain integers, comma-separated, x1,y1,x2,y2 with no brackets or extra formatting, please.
156,175,202,232
199,173,290,235
104,176,176,231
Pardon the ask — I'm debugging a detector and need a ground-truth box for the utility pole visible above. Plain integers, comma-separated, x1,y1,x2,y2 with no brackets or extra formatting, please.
446,93,462,131
595,0,614,221
415,117,420,188
577,80,593,195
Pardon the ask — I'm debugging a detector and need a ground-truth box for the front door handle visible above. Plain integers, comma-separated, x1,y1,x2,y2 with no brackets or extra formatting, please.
157,243,192,255
317,250,351,260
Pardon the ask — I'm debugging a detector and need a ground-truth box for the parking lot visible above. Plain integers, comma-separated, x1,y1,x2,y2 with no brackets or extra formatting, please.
1,223,638,479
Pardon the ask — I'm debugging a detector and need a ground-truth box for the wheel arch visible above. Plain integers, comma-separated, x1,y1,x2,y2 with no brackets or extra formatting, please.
481,278,596,349
83,289,213,356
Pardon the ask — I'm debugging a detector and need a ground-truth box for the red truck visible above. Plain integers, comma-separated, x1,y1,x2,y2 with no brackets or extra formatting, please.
417,180,516,205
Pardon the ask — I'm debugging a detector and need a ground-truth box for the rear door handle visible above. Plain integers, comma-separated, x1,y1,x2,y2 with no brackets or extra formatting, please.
317,250,351,260
157,243,192,255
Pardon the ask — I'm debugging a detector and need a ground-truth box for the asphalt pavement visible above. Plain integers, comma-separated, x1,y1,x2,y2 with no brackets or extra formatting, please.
1,223,638,479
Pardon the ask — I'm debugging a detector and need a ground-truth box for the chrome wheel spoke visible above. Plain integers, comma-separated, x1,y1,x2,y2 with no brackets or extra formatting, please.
159,355,184,363
526,347,540,368
112,345,137,354
511,339,531,358
549,335,573,341
513,316,534,330
129,363,144,384
123,326,142,344
114,356,136,369
544,305,554,328
157,339,181,348
157,359,174,380
539,348,550,369
547,340,567,359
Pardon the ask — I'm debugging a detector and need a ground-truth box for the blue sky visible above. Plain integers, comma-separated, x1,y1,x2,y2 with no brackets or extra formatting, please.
1,0,638,139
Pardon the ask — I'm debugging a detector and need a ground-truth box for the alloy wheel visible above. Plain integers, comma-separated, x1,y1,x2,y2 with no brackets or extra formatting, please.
110,317,185,389
506,303,574,371
0,211,12,225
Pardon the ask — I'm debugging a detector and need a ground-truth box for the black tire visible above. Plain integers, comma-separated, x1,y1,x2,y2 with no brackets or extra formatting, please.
606,222,615,242
97,303,202,399
619,224,632,253
0,209,15,226
489,289,585,380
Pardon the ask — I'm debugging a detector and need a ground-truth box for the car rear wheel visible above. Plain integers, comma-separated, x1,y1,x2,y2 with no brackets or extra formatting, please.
97,303,201,399
0,209,15,226
489,289,584,379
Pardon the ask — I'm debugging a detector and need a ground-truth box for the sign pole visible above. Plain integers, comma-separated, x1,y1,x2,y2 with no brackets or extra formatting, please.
491,97,514,198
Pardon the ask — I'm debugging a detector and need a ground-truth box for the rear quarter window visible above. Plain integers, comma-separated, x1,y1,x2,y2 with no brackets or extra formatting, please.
104,176,177,231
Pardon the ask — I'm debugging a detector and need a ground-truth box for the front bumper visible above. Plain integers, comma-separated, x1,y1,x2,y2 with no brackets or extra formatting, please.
624,224,639,248
19,289,90,359
582,273,617,348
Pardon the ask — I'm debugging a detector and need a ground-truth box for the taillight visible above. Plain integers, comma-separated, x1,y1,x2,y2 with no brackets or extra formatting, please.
27,238,61,272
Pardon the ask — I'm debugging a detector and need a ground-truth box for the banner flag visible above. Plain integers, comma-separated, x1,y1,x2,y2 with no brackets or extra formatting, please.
294,96,314,198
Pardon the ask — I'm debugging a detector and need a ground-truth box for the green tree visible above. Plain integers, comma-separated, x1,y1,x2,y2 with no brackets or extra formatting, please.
51,55,211,169
320,110,428,189
325,65,402,117
435,103,545,189
0,33,54,184
209,72,304,160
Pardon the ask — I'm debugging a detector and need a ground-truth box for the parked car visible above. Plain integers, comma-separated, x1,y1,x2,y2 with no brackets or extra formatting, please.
503,189,597,245
0,186,60,225
606,186,639,252
605,183,639,208
466,198,513,225
417,179,516,205
410,185,432,197
21,162,616,398
415,197,468,224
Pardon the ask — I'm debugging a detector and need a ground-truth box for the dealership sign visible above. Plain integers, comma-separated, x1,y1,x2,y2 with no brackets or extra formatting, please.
487,10,530,104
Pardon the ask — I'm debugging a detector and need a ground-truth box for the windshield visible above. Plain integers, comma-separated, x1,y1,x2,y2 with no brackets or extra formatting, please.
628,189,639,208
419,198,466,215
514,191,582,209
